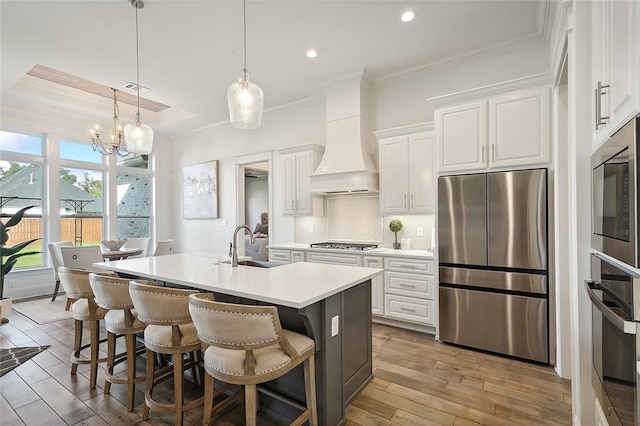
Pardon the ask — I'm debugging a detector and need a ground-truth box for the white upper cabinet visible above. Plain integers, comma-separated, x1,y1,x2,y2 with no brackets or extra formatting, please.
436,101,487,172
430,74,552,174
592,0,639,147
280,145,324,216
376,123,435,214
489,87,551,168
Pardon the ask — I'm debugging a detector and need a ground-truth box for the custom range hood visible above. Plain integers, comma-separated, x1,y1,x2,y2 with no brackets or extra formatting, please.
309,72,378,194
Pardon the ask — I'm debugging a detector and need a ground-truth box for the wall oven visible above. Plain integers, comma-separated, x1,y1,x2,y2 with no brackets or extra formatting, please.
592,116,639,267
587,254,640,425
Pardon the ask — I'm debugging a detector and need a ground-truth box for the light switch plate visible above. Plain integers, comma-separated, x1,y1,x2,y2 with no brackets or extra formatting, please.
331,315,339,337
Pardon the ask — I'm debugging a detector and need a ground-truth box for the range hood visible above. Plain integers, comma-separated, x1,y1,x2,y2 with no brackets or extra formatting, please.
309,72,378,194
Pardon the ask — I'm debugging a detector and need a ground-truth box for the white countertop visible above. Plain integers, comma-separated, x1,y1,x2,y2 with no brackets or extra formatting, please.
94,253,383,309
268,243,435,259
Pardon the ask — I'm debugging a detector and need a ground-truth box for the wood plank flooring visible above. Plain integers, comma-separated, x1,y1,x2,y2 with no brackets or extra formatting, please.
0,305,571,425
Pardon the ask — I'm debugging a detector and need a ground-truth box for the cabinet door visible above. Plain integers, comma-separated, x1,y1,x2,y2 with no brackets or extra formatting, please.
437,101,487,173
608,0,638,129
283,154,297,214
408,133,435,212
364,256,384,316
592,0,611,146
489,87,551,168
379,136,409,214
291,251,305,263
295,152,311,213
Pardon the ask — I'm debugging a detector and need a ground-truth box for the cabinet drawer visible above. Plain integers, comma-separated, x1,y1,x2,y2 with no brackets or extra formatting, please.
384,295,435,325
306,252,363,266
384,258,434,274
269,249,291,262
385,271,435,299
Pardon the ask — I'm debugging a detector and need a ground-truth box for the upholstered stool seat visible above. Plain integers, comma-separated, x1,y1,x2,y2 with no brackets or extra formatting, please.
129,281,204,425
189,294,318,426
58,267,108,389
89,274,154,411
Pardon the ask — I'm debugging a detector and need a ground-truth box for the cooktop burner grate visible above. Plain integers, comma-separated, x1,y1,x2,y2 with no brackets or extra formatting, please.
309,242,379,251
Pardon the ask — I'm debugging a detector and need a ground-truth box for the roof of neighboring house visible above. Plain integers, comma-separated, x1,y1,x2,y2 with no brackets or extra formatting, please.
0,164,102,213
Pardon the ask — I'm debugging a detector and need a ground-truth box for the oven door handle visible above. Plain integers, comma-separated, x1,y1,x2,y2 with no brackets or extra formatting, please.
585,280,637,335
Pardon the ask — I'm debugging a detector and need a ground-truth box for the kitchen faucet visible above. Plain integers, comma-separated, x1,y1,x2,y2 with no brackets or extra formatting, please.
231,224,254,267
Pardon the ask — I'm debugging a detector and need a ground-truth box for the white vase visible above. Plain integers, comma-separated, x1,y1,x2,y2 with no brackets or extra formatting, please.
0,297,12,322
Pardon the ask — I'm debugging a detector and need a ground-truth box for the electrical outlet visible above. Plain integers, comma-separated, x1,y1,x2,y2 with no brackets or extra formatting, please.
331,315,339,337
417,227,424,236
309,225,314,234
221,220,227,226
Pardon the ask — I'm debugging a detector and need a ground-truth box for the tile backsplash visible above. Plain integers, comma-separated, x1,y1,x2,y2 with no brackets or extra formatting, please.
294,194,435,250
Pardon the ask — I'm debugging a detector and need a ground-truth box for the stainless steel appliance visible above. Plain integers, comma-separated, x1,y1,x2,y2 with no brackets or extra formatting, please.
309,242,378,251
438,168,549,363
587,254,640,426
592,116,640,268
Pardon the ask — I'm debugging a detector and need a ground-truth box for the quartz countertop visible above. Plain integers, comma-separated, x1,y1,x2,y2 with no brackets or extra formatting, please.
94,253,382,309
268,243,435,259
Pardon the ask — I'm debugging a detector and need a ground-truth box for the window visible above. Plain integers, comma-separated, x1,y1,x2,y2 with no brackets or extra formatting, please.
59,167,103,246
0,131,45,269
117,173,150,238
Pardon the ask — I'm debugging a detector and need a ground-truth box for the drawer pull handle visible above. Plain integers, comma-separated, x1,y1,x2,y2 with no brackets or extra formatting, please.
400,284,416,288
400,307,416,312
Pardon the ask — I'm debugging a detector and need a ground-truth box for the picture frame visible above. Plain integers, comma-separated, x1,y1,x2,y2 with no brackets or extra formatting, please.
182,160,218,219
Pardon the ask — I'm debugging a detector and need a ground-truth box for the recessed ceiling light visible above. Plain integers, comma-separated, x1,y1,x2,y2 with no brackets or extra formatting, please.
306,50,318,58
401,10,415,23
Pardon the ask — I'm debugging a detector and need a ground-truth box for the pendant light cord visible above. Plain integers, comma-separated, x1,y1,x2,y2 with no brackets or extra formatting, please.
243,0,247,73
135,4,141,122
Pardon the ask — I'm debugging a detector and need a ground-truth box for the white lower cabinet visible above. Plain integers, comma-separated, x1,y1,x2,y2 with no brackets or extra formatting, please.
364,256,384,316
291,251,305,263
384,295,435,325
306,252,363,266
269,249,291,263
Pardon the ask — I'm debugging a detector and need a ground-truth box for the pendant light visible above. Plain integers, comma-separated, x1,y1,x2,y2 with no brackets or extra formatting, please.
91,88,127,157
227,0,264,129
124,0,154,154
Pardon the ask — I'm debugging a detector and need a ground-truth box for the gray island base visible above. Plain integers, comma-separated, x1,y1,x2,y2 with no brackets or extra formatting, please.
94,254,380,425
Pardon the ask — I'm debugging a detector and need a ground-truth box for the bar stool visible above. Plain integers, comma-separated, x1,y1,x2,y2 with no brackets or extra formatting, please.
188,294,318,426
58,267,108,389
88,274,152,411
129,281,203,425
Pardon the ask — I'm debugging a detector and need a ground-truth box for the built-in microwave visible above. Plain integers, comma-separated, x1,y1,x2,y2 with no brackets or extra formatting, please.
592,116,640,268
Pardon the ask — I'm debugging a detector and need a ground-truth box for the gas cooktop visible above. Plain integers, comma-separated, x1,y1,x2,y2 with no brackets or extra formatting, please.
309,242,379,251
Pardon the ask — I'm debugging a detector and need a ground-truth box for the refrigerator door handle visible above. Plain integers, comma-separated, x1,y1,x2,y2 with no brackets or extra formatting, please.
585,280,637,335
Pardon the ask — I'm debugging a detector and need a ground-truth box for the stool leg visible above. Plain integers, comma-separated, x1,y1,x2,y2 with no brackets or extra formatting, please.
304,354,318,426
71,319,83,375
51,280,60,302
65,297,74,311
143,348,154,421
245,384,257,426
126,333,137,412
189,351,197,384
89,320,100,389
104,331,116,394
202,372,214,426
173,353,184,425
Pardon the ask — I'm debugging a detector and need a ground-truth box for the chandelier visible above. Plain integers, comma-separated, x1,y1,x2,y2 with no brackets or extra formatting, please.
227,0,264,129
91,88,128,156
123,0,154,154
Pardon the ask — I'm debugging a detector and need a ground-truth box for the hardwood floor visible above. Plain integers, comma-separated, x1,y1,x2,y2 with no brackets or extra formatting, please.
0,305,571,425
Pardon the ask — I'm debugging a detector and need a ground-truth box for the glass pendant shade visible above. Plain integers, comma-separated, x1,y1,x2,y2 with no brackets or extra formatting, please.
124,119,154,155
227,71,264,129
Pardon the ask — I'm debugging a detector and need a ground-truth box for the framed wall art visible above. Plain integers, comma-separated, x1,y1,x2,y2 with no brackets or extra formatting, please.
182,160,218,219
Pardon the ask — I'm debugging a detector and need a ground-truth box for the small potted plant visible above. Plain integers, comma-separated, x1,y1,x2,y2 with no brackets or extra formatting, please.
1,206,41,323
389,219,403,250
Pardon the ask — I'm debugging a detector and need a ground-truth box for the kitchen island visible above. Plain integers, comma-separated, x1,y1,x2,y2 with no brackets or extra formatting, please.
94,253,383,425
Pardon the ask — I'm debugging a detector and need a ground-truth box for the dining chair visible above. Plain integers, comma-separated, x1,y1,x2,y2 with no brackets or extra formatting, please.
189,294,318,426
129,281,203,424
58,267,109,389
152,239,174,256
60,245,105,272
122,237,151,257
48,241,73,305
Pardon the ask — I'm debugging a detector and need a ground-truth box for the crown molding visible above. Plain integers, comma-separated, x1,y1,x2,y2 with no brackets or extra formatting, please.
538,0,554,40
549,0,573,85
374,34,548,88
426,72,552,108
373,122,434,139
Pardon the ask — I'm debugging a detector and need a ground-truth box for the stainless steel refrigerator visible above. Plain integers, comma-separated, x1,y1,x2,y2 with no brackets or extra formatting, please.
438,168,548,363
